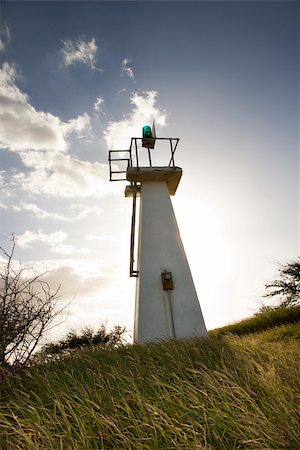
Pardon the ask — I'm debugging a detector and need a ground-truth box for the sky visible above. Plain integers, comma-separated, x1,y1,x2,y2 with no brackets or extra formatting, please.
0,1,299,343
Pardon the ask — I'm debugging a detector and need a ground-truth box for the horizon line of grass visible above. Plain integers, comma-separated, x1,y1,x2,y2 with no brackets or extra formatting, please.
209,304,300,337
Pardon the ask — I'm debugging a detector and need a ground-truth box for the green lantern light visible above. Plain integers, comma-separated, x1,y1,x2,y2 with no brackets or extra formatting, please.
142,125,155,149
142,125,153,139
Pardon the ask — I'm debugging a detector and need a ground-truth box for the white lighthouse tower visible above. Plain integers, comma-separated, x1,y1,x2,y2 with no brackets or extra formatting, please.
109,125,207,343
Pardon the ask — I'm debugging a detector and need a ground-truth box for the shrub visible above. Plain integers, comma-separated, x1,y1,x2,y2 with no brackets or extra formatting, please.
34,324,127,363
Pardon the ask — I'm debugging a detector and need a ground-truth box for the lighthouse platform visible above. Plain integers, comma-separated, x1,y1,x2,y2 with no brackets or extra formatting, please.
125,166,182,197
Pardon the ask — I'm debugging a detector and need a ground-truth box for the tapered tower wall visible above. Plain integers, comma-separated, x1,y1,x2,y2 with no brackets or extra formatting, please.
133,180,207,343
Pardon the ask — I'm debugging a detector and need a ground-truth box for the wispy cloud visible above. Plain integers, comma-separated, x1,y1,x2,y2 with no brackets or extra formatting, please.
117,88,127,95
0,25,10,52
121,57,134,79
0,62,91,152
104,90,167,149
11,202,104,222
12,202,68,221
60,37,100,70
93,96,104,113
17,230,68,249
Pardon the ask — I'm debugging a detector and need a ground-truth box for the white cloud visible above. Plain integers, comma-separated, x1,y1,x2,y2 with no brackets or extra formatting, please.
63,112,91,138
0,62,91,152
93,96,104,113
0,62,116,200
121,58,134,79
11,202,104,221
104,90,167,149
60,38,99,70
0,26,10,52
0,63,66,152
13,151,120,198
51,243,89,256
16,230,89,256
12,202,68,220
17,230,68,249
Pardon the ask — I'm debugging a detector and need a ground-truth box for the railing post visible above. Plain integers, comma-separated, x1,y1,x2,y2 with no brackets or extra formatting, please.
147,148,152,167
135,138,139,168
108,151,111,180
130,183,138,277
169,139,175,167
129,141,133,167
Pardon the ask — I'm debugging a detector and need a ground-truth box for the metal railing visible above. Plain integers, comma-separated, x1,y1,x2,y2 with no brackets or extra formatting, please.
108,149,132,181
108,138,180,181
108,137,180,277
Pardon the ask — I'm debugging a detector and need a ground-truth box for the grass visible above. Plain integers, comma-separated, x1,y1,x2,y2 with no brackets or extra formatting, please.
209,304,300,337
0,313,299,449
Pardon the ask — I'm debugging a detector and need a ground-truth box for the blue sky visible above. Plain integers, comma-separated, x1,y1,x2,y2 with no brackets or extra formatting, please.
0,1,298,341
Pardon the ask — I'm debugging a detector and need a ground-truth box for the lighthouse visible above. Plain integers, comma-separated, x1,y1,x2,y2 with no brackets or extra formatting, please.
108,125,207,343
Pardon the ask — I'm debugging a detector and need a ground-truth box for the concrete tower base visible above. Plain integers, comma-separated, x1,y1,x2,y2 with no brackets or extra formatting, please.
133,179,207,344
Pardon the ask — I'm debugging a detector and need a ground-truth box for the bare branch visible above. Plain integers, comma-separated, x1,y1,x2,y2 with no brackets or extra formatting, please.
0,235,70,368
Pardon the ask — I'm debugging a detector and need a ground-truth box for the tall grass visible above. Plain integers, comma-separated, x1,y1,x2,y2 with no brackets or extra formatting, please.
209,304,300,337
1,326,299,449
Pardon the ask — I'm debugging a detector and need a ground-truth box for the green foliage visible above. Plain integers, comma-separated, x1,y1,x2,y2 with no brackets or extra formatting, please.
209,304,300,338
263,258,300,308
34,324,127,363
0,326,299,449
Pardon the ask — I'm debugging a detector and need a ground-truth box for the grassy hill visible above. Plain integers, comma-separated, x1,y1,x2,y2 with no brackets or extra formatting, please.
1,308,299,449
